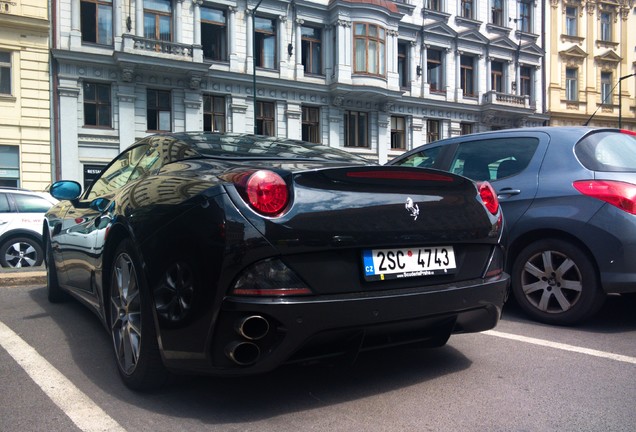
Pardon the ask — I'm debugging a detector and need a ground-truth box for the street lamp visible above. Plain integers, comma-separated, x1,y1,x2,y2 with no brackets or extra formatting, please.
618,73,635,129
251,0,264,134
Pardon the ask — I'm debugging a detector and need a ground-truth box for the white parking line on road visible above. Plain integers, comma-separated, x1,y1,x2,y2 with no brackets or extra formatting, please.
483,330,636,365
0,321,126,432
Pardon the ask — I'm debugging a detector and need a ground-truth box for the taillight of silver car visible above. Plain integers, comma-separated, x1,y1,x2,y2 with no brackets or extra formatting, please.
573,180,636,214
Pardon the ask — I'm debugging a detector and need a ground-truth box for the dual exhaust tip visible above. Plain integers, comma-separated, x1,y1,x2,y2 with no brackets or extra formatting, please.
225,315,270,366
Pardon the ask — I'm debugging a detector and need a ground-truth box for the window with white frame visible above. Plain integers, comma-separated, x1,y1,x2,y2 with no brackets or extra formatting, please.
427,119,440,143
427,49,444,93
0,51,11,95
80,0,113,46
565,6,578,37
600,12,612,42
566,68,578,101
83,82,112,127
426,0,442,12
518,0,532,33
344,110,369,148
301,25,322,75
201,7,227,61
491,61,504,92
520,66,533,97
461,0,474,19
353,23,386,76
601,71,613,105
391,116,406,149
147,89,172,131
398,42,409,88
255,16,277,69
460,55,476,97
144,0,172,42
256,101,275,136
302,106,320,143
491,0,503,26
203,95,226,132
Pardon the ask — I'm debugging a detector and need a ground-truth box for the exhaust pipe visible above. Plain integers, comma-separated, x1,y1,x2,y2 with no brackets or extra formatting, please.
225,341,260,366
235,315,270,340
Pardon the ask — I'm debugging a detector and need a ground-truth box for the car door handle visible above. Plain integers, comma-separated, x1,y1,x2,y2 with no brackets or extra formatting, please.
497,188,521,199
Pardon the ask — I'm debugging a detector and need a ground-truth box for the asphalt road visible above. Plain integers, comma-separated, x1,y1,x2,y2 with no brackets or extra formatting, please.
1,283,635,432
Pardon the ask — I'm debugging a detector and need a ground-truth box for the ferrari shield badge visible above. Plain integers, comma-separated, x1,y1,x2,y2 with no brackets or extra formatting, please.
405,197,419,221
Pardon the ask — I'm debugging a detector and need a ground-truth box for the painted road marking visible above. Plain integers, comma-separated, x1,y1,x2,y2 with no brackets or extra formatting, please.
0,320,126,432
483,329,636,365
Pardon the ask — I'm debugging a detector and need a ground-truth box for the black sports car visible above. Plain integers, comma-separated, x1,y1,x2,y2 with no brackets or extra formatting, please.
44,132,509,390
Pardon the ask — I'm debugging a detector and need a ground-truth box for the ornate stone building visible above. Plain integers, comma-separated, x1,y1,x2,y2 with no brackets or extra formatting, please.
0,0,51,189
51,0,547,185
546,0,636,128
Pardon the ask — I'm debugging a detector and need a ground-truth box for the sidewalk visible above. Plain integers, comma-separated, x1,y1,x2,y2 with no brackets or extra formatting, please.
0,266,47,287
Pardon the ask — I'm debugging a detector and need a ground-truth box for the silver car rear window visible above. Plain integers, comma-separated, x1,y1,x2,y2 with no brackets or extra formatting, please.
575,131,636,172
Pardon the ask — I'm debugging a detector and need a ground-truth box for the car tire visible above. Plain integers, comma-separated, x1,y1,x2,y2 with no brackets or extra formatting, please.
45,238,67,303
511,239,605,325
0,236,44,268
109,239,168,391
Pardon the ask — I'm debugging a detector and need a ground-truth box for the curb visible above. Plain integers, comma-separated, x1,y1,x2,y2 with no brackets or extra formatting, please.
0,270,47,287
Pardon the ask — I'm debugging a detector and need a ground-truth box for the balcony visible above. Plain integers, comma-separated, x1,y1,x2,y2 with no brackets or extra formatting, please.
122,34,196,60
482,91,531,109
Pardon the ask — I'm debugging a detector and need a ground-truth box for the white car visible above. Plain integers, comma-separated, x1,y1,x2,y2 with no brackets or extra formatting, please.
0,188,58,268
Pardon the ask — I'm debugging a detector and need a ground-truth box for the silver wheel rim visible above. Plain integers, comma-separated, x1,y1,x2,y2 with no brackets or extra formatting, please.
521,249,583,314
110,252,142,375
4,241,38,268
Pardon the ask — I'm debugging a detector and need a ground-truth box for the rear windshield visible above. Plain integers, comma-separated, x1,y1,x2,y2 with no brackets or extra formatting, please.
177,133,370,164
575,131,636,172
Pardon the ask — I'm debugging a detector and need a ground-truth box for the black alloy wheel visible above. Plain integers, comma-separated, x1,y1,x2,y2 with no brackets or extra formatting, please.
109,239,168,391
0,237,43,268
511,239,605,325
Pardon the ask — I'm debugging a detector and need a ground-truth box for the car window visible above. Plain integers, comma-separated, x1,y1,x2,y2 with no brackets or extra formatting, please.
392,146,442,168
575,131,636,172
12,194,53,213
86,144,149,199
449,137,540,181
130,142,163,181
0,193,11,213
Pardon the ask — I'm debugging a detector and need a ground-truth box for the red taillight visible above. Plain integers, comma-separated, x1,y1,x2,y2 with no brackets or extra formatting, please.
241,170,289,216
573,180,636,214
620,129,636,137
478,181,499,215
346,170,454,182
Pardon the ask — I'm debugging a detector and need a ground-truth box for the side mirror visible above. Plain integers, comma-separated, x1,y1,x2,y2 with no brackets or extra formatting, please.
50,180,82,201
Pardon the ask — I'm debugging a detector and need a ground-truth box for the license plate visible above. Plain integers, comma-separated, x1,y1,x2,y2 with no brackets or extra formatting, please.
362,246,456,281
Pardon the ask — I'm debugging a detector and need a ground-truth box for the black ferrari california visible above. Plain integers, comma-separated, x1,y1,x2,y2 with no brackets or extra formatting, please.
44,132,509,390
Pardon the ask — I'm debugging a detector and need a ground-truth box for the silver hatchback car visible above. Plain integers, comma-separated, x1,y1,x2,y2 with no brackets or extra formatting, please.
0,188,57,268
389,127,636,325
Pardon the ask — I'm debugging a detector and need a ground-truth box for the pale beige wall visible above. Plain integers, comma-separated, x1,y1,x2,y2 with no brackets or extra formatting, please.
0,0,52,190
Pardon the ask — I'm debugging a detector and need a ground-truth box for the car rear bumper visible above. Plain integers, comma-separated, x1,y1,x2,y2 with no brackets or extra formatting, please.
161,274,509,375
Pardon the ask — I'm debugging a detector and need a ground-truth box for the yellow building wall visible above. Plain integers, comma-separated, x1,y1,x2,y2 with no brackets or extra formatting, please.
0,0,51,190
547,0,636,130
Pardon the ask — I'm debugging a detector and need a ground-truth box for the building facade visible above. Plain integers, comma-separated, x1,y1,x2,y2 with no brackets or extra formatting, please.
0,0,51,189
546,0,636,128
52,0,547,186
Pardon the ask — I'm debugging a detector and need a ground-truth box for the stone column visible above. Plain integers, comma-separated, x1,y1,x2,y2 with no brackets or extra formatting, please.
70,0,82,48
286,103,302,140
58,78,81,182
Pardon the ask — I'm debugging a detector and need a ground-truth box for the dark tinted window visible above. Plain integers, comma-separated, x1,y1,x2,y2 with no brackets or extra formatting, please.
575,131,636,172
0,193,11,213
13,194,53,213
393,146,442,168
87,144,149,199
450,137,539,181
